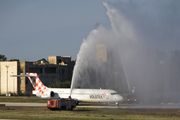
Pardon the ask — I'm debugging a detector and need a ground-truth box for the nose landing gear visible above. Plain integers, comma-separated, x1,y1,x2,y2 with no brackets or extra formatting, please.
115,102,119,106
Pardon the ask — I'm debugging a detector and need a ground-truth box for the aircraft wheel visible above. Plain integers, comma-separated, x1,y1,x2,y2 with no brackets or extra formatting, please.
116,102,119,106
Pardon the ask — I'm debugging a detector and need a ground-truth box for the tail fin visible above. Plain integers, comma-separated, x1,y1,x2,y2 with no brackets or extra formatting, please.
27,73,48,91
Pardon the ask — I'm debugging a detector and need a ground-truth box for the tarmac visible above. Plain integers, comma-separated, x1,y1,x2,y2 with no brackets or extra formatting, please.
1,102,180,109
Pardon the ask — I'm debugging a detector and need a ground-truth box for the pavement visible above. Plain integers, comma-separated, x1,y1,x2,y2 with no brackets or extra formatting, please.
0,102,46,107
1,102,180,109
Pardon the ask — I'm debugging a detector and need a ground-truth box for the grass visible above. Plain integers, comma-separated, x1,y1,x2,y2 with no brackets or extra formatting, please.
0,97,180,119
0,96,46,103
0,107,180,120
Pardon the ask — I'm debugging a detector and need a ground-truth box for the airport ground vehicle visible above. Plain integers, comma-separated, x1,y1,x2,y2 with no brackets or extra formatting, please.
127,94,136,104
47,98,76,110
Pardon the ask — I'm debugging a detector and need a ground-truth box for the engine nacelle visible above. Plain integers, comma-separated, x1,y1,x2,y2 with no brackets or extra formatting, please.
40,91,55,98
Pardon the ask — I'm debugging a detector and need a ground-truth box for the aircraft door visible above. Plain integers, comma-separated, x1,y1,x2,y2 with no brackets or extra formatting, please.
106,94,109,99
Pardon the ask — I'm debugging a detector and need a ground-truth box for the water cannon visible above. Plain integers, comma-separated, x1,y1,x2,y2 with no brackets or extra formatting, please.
132,87,135,95
68,96,71,100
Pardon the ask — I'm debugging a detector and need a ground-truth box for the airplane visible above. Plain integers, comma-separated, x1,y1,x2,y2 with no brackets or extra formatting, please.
11,73,124,105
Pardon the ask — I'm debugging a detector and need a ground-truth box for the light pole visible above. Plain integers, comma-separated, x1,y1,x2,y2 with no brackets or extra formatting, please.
5,65,9,97
11,72,15,95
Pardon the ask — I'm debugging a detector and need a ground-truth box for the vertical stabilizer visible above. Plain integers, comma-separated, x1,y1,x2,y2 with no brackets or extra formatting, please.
27,73,48,92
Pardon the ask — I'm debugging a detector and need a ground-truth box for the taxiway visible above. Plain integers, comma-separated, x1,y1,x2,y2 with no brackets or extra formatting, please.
1,102,180,109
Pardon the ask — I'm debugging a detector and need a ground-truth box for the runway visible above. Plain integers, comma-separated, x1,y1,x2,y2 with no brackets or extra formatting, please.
78,103,180,109
0,102,46,107
0,102,119,108
1,102,180,109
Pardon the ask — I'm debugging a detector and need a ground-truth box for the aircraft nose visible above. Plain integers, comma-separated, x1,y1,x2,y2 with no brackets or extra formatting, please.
117,95,124,102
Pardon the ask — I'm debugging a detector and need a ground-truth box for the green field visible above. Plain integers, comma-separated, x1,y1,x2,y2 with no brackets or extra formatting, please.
0,106,180,120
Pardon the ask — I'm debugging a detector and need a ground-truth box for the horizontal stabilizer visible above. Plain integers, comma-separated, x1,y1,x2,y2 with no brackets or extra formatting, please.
10,74,36,77
23,97,50,100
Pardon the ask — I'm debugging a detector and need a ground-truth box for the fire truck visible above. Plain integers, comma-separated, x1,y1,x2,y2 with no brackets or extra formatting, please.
126,87,137,104
47,97,77,110
127,93,137,104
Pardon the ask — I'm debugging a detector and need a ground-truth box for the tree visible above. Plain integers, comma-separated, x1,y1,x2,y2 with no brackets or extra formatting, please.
0,54,7,61
48,81,71,88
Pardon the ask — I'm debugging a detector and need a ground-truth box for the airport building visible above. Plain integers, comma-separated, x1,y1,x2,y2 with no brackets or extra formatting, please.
96,45,107,66
0,56,75,95
96,44,129,93
0,61,19,95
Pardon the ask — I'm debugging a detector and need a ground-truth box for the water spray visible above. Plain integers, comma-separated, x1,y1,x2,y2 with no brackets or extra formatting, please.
70,1,180,104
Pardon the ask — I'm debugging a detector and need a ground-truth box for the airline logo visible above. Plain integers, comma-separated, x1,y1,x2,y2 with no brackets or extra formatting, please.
89,92,106,99
41,92,48,97
102,92,106,97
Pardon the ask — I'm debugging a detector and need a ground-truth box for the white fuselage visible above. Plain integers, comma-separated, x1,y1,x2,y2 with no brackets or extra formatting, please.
34,88,123,103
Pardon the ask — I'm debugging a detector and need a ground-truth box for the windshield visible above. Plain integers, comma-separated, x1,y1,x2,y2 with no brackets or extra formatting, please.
111,93,118,95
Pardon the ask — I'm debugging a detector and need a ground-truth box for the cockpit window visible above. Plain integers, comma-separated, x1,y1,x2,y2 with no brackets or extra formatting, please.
111,93,118,95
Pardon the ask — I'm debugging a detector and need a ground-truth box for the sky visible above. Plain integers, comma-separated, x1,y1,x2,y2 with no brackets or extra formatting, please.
1,0,180,61
0,0,117,61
